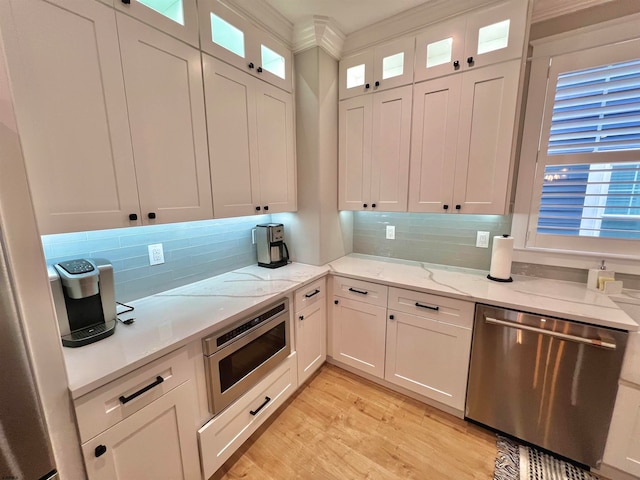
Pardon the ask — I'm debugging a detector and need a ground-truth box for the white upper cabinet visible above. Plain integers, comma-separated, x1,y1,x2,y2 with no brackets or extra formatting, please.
116,13,213,224
113,0,199,47
415,0,527,82
204,56,296,218
339,37,415,100
339,85,412,212
3,0,141,234
199,0,292,92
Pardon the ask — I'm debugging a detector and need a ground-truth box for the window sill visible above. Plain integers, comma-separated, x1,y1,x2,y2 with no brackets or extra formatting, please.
513,246,640,275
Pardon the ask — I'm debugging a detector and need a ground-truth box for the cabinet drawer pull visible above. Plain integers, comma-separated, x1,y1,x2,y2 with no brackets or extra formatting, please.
348,287,368,295
119,376,164,404
304,289,320,298
415,302,439,311
250,396,271,416
94,445,107,458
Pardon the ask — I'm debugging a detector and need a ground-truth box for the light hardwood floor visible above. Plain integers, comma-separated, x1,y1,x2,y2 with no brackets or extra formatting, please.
211,363,497,480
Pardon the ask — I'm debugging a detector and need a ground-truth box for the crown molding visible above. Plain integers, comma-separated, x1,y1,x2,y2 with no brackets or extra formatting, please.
222,0,294,47
292,16,345,60
531,0,615,23
342,0,498,55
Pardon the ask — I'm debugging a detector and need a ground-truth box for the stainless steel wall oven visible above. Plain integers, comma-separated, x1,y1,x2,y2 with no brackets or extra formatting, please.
203,299,291,415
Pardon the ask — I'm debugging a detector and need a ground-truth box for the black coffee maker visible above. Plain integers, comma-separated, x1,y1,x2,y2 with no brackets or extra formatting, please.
48,258,116,347
256,223,289,268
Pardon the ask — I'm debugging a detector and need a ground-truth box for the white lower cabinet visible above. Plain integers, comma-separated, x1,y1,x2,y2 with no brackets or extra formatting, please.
331,278,388,378
385,288,474,411
294,279,327,385
603,383,640,477
198,353,298,479
81,380,200,480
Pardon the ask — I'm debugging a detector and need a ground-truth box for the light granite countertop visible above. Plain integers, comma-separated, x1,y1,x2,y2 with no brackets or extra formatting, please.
63,254,638,399
329,254,638,332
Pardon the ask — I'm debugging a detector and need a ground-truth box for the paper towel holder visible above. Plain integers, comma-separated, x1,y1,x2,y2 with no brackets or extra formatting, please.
487,234,513,283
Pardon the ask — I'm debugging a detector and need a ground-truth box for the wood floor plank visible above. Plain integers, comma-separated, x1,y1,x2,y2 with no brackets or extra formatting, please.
210,364,496,480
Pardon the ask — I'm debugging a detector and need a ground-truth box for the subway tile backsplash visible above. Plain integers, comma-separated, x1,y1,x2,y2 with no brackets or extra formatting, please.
42,216,265,302
353,211,512,270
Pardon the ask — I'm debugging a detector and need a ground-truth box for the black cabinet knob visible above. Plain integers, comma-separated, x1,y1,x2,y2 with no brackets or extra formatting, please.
389,314,395,320
375,81,380,87
299,315,304,321
248,62,254,69
363,203,368,208
443,205,449,210
263,205,269,211
467,56,474,65
148,212,156,219
129,213,138,221
334,300,339,305
121,0,130,4
95,445,107,458
257,67,263,73
255,206,261,211
371,203,377,208
365,83,370,89
455,204,461,210
453,60,460,69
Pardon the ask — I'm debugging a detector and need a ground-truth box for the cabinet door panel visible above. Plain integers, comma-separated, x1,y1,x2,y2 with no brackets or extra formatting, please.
332,297,386,378
339,50,374,100
370,86,412,212
414,17,466,82
408,77,461,213
117,14,212,224
204,56,258,217
339,96,373,210
4,0,140,233
255,83,296,212
603,384,640,476
373,37,415,91
296,300,327,385
82,381,199,480
454,60,519,214
385,310,472,410
114,0,199,47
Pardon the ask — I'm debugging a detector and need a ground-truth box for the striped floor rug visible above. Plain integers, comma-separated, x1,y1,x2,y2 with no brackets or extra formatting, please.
494,435,601,480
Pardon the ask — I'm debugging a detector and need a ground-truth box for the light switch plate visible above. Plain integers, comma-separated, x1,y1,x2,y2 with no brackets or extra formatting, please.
476,231,490,248
148,243,165,265
386,225,396,240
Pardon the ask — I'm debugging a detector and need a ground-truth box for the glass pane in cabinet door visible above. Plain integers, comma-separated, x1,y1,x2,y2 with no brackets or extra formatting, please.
211,13,245,58
382,52,404,80
261,45,286,79
346,64,365,89
477,19,510,55
137,0,184,25
426,38,453,68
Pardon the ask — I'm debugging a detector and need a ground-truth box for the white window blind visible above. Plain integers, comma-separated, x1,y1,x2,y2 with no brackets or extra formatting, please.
533,53,640,244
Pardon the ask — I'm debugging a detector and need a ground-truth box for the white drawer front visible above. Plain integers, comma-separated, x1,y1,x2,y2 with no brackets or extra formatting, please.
74,346,191,442
388,287,473,328
198,352,298,479
294,278,326,312
332,275,388,307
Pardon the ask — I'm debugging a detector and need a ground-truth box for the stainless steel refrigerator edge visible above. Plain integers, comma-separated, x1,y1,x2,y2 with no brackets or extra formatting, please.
0,13,85,478
466,304,628,467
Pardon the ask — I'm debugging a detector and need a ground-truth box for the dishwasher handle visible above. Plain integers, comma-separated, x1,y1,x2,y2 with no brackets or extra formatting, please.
484,316,616,350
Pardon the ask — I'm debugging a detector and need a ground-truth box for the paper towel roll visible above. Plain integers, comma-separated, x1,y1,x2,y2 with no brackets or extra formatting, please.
489,235,513,281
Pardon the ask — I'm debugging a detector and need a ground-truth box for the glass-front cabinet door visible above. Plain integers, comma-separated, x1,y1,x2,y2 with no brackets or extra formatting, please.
199,0,292,92
464,0,527,69
414,17,465,82
340,37,414,100
114,0,199,47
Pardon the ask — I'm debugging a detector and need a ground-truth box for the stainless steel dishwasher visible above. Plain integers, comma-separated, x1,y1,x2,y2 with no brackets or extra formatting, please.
466,304,628,467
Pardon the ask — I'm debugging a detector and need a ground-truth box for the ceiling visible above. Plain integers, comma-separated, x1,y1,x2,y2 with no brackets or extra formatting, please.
260,0,615,35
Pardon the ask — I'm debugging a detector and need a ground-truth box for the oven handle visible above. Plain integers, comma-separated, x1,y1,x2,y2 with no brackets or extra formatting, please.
484,316,616,350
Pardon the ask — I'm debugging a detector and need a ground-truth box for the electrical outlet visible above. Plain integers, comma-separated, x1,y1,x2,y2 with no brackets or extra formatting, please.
386,225,396,240
148,243,165,265
476,231,490,248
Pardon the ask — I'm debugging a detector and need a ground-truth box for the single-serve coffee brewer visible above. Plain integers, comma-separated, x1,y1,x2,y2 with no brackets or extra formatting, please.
256,223,290,268
48,258,116,347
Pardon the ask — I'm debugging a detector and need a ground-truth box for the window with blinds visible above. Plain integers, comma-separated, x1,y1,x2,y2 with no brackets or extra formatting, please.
535,57,640,240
